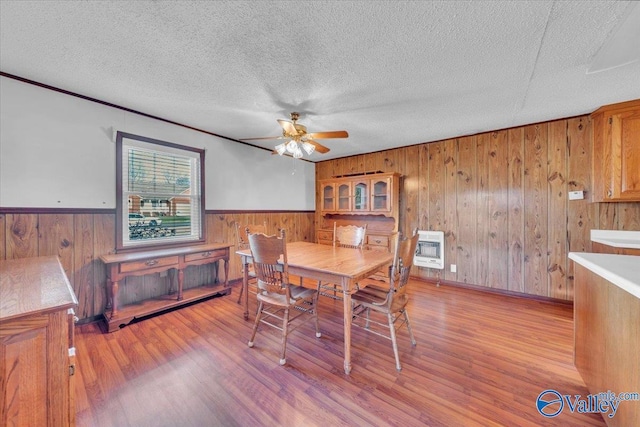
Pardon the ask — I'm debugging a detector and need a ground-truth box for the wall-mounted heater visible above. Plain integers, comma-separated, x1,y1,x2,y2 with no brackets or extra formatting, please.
414,230,444,269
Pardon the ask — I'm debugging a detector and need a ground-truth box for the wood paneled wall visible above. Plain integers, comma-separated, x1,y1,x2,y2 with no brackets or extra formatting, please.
0,211,315,321
3,114,639,321
316,115,640,301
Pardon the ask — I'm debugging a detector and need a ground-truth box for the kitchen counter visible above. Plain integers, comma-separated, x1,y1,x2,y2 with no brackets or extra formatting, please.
570,252,639,426
590,229,640,249
568,252,640,299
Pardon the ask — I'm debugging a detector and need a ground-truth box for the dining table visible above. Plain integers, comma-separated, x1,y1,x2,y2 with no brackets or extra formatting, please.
236,241,393,374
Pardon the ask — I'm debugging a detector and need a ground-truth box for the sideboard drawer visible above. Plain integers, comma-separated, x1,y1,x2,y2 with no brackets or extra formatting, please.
367,234,390,250
185,249,227,262
317,229,333,245
120,256,179,273
317,229,333,241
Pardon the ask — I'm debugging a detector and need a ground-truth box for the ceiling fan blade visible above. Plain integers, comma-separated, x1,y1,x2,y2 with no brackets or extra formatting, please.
240,136,284,141
306,139,330,154
306,130,349,139
277,119,298,135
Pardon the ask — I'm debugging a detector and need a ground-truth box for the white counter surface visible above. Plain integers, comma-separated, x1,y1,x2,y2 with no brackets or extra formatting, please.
569,252,640,299
590,229,640,249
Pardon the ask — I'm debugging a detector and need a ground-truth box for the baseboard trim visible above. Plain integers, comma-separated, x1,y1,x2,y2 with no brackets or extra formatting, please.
412,276,573,308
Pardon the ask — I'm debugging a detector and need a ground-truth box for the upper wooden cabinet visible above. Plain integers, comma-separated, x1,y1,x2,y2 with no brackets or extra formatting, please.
320,182,336,212
317,172,401,253
591,99,640,202
319,172,400,217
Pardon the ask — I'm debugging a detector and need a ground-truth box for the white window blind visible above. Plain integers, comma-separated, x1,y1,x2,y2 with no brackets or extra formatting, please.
117,132,204,249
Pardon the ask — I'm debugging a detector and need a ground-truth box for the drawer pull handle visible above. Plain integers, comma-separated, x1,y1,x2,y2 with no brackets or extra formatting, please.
375,239,381,243
202,251,212,257
145,259,159,266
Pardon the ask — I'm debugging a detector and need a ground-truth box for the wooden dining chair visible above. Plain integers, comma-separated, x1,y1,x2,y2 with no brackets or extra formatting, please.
235,221,268,304
247,229,321,365
350,228,419,371
318,222,368,300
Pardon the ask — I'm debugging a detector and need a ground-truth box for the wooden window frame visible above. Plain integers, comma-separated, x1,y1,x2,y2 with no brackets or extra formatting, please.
115,131,206,252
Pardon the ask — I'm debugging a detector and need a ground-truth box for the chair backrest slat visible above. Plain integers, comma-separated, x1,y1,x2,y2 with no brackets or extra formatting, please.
333,223,367,249
248,229,290,298
388,228,419,309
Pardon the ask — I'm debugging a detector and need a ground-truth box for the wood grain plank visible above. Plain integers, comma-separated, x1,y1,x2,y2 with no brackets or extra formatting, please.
5,213,38,259
548,120,568,300
93,213,114,317
402,145,420,234
476,134,489,287
456,136,477,284
37,214,74,279
507,128,525,293
74,214,95,319
523,124,548,296
443,139,458,281
0,214,5,260
425,142,444,280
488,131,509,290
595,203,617,230
427,143,445,234
567,116,594,301
616,202,640,230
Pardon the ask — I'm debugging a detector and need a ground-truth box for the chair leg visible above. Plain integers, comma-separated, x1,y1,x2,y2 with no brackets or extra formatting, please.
403,309,417,346
248,301,263,348
313,294,321,338
280,308,290,365
236,280,244,304
388,312,402,371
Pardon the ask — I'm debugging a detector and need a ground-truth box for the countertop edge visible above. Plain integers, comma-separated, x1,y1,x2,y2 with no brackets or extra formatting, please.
591,237,640,249
569,252,640,299
590,230,640,249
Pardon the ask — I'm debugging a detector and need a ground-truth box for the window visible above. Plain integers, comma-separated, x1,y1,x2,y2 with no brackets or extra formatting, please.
116,131,205,251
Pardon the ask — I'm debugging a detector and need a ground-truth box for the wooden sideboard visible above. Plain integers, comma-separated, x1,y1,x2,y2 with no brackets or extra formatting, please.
1,256,78,427
317,171,401,253
100,243,231,332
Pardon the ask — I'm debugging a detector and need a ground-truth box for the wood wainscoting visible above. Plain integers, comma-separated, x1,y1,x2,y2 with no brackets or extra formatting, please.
0,210,315,323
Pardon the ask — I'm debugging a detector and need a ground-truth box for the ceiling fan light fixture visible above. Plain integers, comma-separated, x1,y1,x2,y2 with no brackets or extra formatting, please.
250,112,348,159
275,142,287,155
286,140,298,154
292,144,304,159
301,141,315,155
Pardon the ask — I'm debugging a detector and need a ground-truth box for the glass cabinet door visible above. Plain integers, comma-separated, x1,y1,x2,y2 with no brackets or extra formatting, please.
353,180,369,211
321,183,335,212
337,182,352,211
371,177,391,211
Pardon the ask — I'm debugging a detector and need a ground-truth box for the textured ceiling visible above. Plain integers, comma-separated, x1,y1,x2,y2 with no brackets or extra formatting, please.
1,1,639,162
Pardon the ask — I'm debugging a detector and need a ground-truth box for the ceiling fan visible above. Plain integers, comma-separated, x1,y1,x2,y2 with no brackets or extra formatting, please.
241,112,348,158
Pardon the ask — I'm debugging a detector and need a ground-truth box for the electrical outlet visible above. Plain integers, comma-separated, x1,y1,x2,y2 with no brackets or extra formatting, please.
450,264,457,273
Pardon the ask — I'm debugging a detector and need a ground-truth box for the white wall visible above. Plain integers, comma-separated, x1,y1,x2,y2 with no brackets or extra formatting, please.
0,76,315,210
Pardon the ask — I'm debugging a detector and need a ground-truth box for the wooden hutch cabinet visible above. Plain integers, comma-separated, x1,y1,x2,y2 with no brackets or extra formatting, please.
591,99,640,202
317,172,400,252
1,256,78,427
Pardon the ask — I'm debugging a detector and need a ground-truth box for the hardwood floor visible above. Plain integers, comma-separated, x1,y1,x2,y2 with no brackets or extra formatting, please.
74,280,606,427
